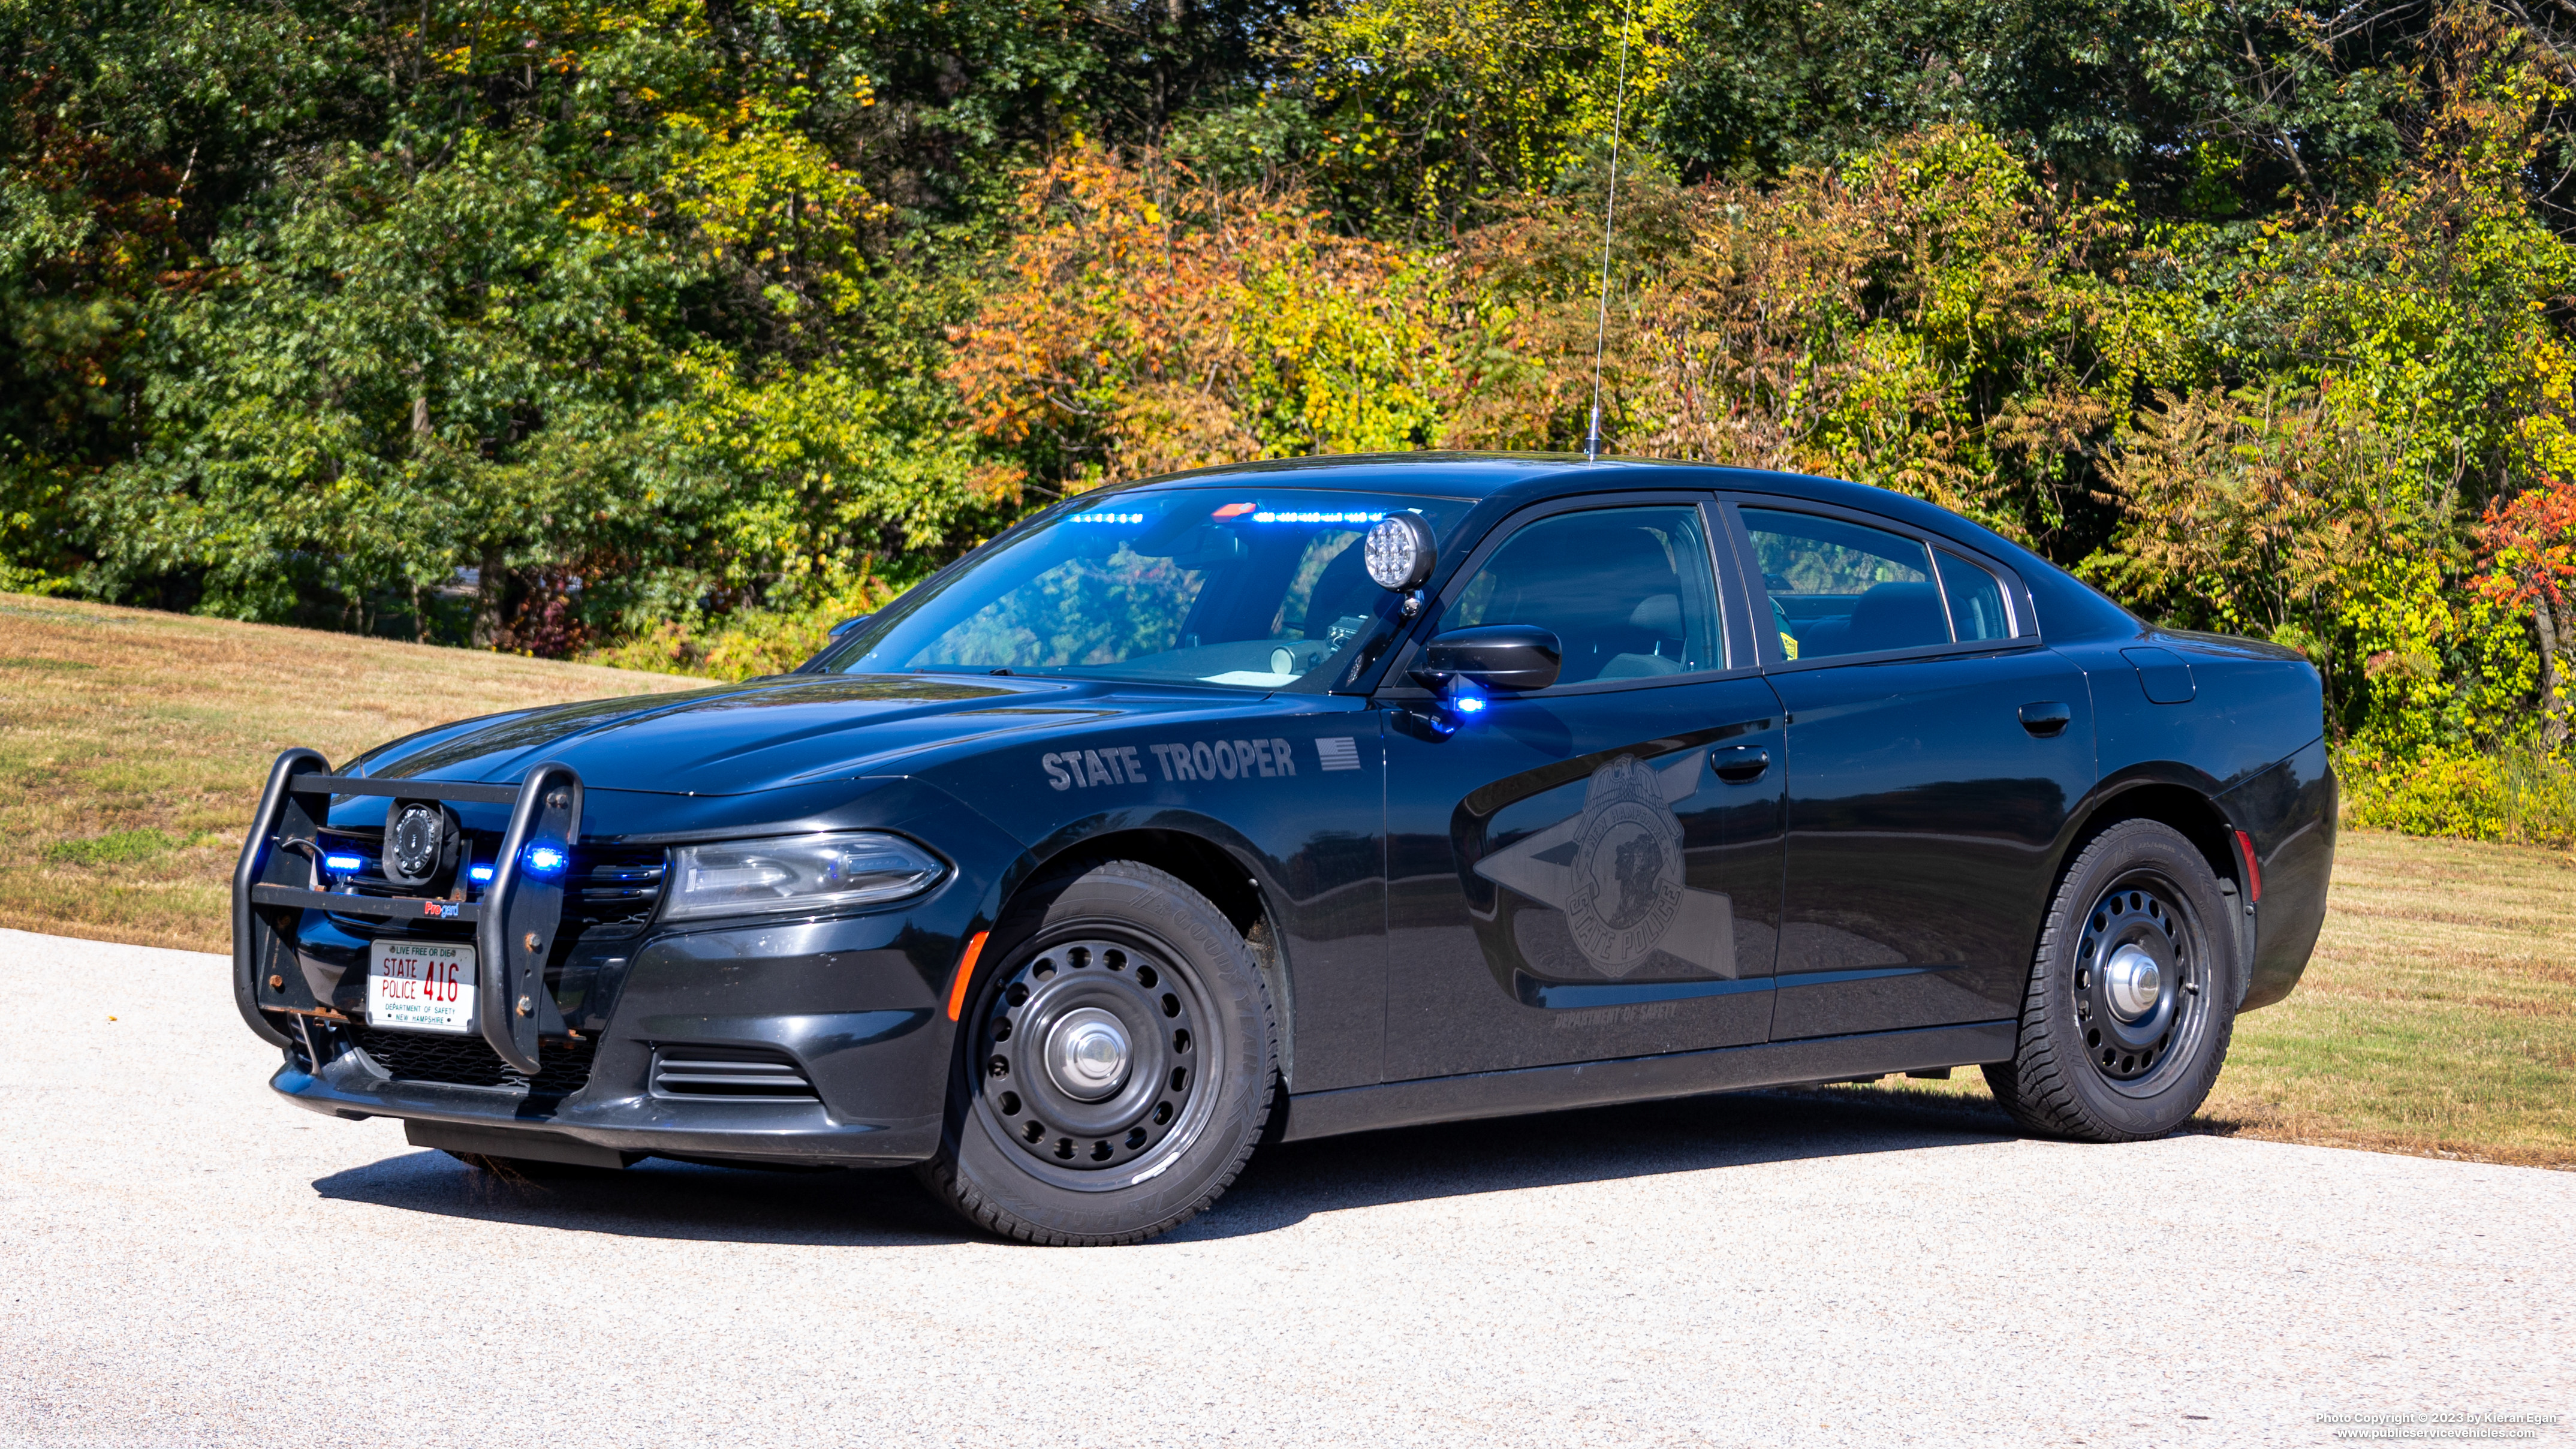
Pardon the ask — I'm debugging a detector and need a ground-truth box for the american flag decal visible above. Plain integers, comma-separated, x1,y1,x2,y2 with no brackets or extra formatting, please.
1315,737,1363,772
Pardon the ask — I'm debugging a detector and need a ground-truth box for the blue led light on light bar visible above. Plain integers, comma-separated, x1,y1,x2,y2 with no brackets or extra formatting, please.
523,845,568,876
1251,510,1385,525
1071,511,1148,524
468,864,494,883
322,853,366,873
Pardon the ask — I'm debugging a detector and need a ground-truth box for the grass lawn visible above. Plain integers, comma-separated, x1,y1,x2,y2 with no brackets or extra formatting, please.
0,593,692,951
6,591,2569,1168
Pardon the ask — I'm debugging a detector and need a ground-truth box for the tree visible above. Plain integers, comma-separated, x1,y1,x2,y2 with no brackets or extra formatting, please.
2473,478,2576,746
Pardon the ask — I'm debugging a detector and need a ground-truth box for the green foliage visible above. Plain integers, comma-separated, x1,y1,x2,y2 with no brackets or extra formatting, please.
1659,0,2412,209
581,564,903,680
1289,0,1697,227
80,141,700,623
2340,743,2576,847
13,0,2576,851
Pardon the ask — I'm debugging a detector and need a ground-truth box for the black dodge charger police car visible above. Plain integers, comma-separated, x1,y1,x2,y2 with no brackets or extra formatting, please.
233,454,2334,1245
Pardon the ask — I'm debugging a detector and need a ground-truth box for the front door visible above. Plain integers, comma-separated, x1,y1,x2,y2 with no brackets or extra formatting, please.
1379,498,1786,1082
1727,500,2096,1040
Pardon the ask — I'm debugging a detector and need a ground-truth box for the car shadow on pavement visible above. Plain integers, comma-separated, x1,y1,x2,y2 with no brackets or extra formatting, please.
1181,1089,2019,1242
312,1088,2018,1246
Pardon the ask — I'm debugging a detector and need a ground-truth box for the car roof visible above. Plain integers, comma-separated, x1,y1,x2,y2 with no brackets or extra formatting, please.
1103,451,2141,642
1113,451,1971,546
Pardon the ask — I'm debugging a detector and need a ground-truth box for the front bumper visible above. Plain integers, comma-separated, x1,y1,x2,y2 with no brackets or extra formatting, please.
272,909,956,1167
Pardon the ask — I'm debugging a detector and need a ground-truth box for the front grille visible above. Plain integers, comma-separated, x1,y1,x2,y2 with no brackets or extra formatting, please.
651,1045,820,1102
351,1022,596,1096
312,832,668,940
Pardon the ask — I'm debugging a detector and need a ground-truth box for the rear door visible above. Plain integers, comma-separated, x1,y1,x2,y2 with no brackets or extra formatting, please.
1720,497,2096,1041
1378,494,1786,1082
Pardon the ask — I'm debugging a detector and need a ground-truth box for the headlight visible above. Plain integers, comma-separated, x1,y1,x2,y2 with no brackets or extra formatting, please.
662,832,947,921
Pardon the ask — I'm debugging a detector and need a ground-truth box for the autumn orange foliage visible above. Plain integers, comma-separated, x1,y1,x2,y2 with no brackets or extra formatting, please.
2473,477,2576,742
946,148,1439,492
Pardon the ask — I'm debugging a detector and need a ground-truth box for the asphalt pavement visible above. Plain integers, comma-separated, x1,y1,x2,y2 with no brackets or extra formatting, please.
1,926,2568,1448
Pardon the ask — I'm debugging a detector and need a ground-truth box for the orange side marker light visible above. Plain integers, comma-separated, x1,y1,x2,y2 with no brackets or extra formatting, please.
945,931,990,1021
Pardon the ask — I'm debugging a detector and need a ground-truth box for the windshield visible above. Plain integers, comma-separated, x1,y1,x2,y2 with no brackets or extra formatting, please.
812,487,1473,690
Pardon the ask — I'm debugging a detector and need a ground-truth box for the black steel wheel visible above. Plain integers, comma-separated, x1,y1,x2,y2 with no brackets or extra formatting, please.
1984,819,2240,1141
975,936,1219,1183
917,859,1276,1245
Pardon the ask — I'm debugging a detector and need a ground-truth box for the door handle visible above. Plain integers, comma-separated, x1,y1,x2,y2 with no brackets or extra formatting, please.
1710,745,1771,782
2019,701,2073,737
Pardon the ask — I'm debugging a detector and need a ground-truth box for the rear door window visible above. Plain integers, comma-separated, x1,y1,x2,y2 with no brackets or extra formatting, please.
1740,509,1948,661
1936,550,2018,641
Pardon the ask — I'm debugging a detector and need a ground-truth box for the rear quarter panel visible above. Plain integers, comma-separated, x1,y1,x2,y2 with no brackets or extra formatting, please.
2220,737,2336,1011
2059,629,2333,1011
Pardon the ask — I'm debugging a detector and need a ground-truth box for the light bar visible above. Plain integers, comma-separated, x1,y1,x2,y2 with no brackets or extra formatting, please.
1252,510,1385,525
1071,511,1147,524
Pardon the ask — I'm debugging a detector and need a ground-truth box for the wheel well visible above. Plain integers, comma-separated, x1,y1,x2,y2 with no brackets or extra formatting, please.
2065,783,2241,897
1024,829,1293,1087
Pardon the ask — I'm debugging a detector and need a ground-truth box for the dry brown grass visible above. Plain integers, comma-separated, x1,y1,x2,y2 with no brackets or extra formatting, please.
0,593,692,952
1824,829,2576,1168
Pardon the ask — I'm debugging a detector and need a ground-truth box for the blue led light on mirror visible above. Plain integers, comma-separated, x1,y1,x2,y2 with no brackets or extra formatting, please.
1452,692,1487,715
523,845,568,876
322,853,366,873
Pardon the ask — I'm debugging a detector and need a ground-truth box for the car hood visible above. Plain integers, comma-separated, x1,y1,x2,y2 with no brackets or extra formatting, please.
348,673,1191,797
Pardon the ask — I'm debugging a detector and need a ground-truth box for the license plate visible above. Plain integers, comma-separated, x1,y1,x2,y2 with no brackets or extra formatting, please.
366,939,476,1035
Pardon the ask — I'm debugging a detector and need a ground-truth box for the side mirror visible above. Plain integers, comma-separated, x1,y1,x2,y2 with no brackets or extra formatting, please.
1411,625,1562,693
828,613,872,637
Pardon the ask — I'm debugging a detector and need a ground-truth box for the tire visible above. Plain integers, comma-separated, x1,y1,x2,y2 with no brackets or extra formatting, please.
1983,819,2240,1142
915,859,1278,1245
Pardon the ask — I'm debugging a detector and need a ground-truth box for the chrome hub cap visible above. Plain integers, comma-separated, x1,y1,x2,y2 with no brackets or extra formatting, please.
2103,944,2162,1020
1046,1007,1132,1100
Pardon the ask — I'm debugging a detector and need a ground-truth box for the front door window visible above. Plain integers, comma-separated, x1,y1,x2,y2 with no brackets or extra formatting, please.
1447,505,1727,681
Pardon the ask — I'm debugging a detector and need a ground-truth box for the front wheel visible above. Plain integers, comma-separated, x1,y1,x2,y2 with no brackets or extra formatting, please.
1984,819,2240,1142
915,860,1278,1245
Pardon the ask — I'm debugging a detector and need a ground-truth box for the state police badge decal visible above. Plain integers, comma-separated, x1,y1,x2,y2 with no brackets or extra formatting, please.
1472,751,1737,980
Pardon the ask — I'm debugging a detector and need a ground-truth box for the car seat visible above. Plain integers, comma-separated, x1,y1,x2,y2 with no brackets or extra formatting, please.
1837,580,1948,654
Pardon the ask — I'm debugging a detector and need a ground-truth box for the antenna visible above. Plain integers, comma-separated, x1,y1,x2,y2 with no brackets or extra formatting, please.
1584,0,1636,462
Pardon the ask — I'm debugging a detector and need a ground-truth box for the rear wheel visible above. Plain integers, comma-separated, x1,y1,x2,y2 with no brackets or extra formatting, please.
1984,820,2238,1142
915,860,1276,1245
